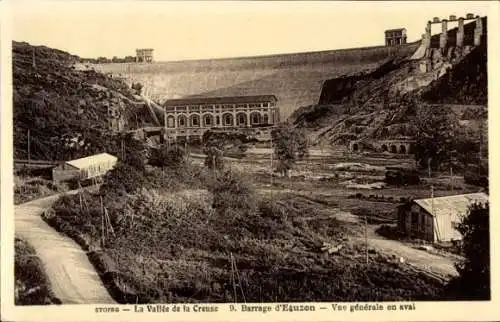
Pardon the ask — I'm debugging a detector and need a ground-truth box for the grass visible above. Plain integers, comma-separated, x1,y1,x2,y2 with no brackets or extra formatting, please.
45,158,447,303
14,175,68,205
14,238,61,305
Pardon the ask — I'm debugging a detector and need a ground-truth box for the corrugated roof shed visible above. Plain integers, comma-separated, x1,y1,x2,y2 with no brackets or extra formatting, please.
66,153,118,170
164,95,278,106
414,193,488,218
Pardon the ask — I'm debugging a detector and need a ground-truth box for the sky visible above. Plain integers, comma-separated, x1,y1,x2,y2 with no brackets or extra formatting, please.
9,1,494,62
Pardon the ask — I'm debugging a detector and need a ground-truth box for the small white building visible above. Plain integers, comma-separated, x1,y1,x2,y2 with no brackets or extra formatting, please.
52,153,118,183
398,192,488,243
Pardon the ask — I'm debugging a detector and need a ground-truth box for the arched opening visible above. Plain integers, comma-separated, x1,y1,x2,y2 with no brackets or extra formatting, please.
381,144,388,152
236,112,247,126
203,114,214,127
223,113,234,127
250,112,261,125
400,145,407,154
190,114,200,127
390,145,397,153
352,143,359,152
166,115,175,128
178,115,187,128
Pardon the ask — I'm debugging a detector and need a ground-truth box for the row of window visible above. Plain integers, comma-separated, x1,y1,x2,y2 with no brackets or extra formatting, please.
167,102,275,110
167,113,270,128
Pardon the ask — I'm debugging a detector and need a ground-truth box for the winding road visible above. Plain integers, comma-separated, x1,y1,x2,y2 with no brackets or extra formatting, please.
15,193,116,304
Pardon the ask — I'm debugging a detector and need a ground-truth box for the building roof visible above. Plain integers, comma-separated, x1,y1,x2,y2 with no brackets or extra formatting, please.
414,193,488,217
164,95,278,107
385,28,406,33
66,153,118,170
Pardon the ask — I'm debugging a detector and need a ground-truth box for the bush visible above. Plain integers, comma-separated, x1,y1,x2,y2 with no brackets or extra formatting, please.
14,238,61,305
445,202,490,300
204,146,224,170
385,169,420,186
464,169,488,188
149,145,187,168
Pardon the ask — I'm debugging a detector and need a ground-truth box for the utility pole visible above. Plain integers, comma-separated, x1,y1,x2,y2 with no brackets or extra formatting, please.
270,135,273,189
428,157,431,178
365,214,368,266
32,48,36,69
27,129,31,174
450,166,453,193
479,116,483,177
121,138,125,160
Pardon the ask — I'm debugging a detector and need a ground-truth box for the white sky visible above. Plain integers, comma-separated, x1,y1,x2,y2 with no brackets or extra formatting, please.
9,1,494,61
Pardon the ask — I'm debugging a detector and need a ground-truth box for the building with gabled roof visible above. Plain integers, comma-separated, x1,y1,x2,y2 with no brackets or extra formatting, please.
52,153,118,183
398,192,488,243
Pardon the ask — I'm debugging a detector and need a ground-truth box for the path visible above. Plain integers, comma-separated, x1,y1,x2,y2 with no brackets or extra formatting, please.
353,230,459,279
15,192,116,304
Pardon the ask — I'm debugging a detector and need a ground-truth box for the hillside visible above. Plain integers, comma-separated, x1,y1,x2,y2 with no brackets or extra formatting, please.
92,43,419,120
290,18,487,148
13,41,151,161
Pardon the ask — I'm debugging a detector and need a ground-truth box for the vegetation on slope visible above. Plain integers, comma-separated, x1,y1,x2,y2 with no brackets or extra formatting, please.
421,43,487,105
45,148,444,303
15,238,61,305
445,202,490,300
13,41,147,161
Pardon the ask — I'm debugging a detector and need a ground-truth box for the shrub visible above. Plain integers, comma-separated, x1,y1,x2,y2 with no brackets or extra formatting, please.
204,146,224,171
385,169,420,186
464,168,488,188
149,145,187,168
445,202,490,300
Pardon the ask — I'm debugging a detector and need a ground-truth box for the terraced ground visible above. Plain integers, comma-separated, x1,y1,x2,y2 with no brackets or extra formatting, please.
93,43,419,120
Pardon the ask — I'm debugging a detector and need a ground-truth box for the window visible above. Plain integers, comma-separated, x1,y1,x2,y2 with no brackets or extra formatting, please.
204,115,211,126
239,114,246,125
216,116,220,125
191,115,200,126
179,116,186,127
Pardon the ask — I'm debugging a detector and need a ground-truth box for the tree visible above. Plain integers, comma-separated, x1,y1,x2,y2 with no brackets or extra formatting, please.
271,124,309,177
413,104,457,171
204,145,224,171
132,82,143,96
446,202,490,300
149,144,186,168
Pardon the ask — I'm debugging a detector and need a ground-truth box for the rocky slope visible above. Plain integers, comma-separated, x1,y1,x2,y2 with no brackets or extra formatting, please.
290,18,487,148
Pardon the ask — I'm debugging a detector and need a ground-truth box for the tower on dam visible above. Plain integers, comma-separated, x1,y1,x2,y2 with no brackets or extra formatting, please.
421,13,484,50
416,13,486,73
136,48,154,63
385,28,407,46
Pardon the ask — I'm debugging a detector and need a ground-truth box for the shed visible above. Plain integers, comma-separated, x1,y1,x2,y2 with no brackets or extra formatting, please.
53,153,118,183
398,192,488,243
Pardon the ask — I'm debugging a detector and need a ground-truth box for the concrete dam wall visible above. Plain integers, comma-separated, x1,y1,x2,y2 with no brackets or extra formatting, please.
93,43,419,120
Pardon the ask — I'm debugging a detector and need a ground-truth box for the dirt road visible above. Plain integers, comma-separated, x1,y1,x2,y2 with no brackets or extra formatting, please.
353,231,460,279
15,193,116,304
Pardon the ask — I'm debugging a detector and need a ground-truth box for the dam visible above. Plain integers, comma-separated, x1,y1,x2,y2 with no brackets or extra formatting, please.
91,43,419,120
